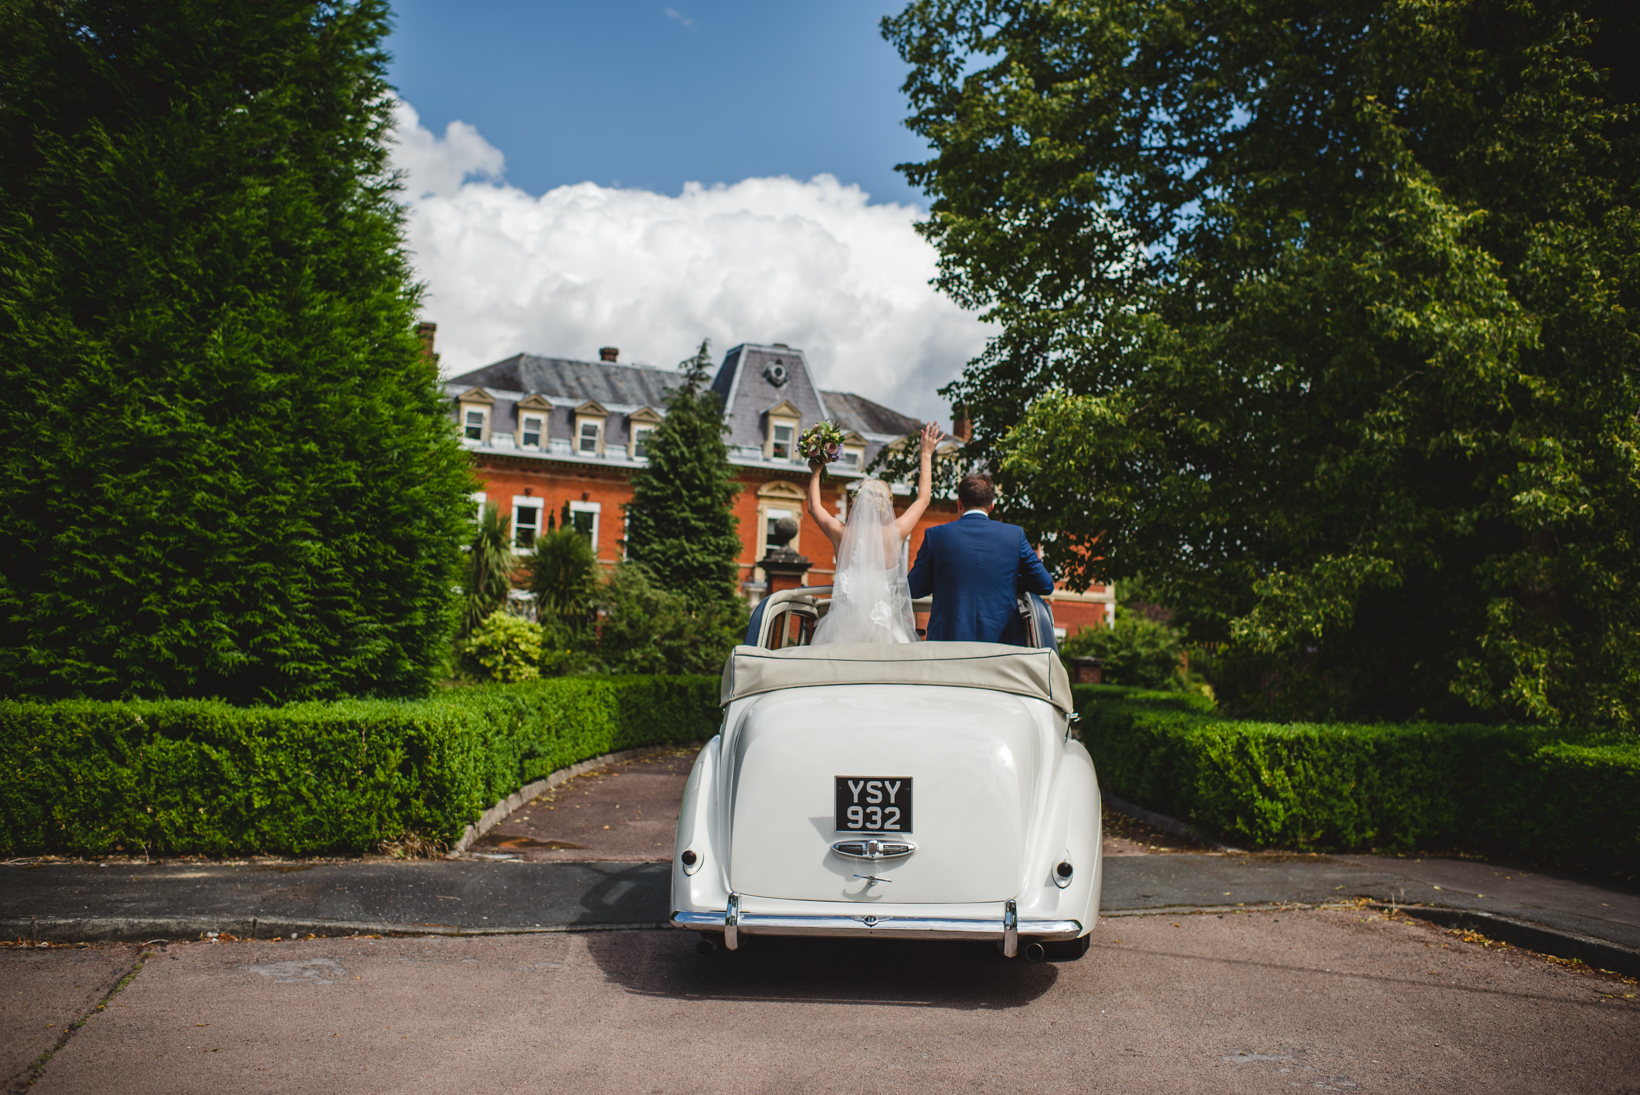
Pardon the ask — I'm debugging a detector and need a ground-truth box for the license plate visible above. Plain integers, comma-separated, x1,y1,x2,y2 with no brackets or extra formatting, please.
834,776,912,832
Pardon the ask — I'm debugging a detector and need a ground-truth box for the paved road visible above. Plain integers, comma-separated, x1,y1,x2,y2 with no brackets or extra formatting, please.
8,907,1637,1094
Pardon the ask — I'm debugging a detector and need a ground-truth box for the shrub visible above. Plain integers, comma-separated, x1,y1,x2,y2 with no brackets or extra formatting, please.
527,526,599,630
1062,607,1184,688
462,502,520,638
591,564,745,676
1076,686,1639,872
0,675,720,857
458,612,543,683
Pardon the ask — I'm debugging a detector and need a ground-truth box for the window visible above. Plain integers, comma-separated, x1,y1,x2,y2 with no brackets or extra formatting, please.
513,501,541,551
569,501,600,552
842,449,861,469
520,415,544,448
632,426,654,458
578,420,600,454
472,491,487,523
772,423,794,461
464,410,485,441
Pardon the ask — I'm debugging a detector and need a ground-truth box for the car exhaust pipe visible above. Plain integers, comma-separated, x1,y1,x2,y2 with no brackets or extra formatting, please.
1024,941,1046,962
696,938,716,956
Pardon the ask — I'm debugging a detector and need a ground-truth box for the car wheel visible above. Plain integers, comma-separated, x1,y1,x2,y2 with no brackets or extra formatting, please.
1041,934,1091,961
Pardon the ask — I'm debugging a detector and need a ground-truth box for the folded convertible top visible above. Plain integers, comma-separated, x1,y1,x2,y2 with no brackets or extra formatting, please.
720,641,1074,715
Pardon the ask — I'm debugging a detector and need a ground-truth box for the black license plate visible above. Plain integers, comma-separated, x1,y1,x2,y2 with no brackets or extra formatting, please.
835,776,913,833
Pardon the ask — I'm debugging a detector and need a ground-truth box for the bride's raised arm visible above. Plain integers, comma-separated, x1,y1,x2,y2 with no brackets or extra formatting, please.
895,422,945,541
806,460,847,552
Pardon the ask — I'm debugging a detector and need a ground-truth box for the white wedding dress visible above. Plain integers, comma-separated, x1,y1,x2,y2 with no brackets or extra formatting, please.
810,479,918,646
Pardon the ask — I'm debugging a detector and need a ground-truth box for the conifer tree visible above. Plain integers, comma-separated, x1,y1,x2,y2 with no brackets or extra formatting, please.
623,341,743,609
0,0,475,702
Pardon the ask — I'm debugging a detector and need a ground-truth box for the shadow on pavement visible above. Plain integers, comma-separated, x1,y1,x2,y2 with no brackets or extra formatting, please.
582,929,1060,1010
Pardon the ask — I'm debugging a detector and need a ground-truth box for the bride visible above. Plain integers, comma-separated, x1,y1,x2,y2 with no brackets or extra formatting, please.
804,422,943,645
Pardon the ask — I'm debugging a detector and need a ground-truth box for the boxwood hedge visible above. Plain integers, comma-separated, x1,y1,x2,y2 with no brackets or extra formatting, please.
1074,685,1639,871
0,675,719,857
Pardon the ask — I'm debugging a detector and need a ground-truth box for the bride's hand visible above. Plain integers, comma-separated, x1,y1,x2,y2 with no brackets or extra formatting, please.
919,421,945,457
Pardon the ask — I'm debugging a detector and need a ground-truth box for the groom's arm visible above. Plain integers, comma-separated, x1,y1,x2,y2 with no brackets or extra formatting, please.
907,532,936,599
1016,531,1055,596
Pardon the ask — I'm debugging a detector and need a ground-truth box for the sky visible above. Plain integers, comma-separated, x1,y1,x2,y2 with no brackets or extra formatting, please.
383,0,993,423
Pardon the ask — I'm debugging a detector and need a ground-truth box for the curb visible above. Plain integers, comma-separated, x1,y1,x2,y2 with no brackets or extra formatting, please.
450,741,702,855
1374,903,1640,979
1,915,673,945
1102,792,1244,853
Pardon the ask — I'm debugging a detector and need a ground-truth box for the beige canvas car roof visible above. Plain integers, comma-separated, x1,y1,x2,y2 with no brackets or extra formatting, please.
720,642,1074,714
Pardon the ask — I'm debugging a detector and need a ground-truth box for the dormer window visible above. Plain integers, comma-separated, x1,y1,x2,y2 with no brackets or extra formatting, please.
455,387,495,445
515,393,553,451
841,430,867,470
573,400,609,458
763,399,802,462
625,405,664,460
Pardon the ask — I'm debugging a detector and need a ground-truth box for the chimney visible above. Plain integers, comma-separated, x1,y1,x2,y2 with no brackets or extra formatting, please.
952,404,973,442
599,346,619,362
416,322,438,364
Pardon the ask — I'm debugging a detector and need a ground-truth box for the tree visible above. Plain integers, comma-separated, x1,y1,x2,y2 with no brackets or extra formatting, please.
623,340,744,609
0,0,475,703
885,0,1640,729
590,563,744,676
526,525,598,631
462,502,518,638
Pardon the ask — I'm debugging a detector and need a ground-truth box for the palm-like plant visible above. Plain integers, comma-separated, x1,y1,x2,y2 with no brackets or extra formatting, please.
461,502,518,637
527,525,598,631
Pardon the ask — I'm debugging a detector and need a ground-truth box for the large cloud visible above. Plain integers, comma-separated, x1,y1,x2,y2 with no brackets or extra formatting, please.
388,100,991,424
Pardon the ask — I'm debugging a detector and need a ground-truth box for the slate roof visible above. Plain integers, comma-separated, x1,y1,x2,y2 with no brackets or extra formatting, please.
449,354,682,408
819,390,921,439
445,342,936,472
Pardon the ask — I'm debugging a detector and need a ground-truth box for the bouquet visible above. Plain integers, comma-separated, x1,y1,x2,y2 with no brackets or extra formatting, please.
798,421,847,470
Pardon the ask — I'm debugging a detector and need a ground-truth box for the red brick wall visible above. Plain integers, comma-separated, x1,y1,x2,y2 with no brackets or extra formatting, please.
470,456,1108,635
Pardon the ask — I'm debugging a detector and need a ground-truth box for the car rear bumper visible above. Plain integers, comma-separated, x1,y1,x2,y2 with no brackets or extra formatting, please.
673,896,1082,955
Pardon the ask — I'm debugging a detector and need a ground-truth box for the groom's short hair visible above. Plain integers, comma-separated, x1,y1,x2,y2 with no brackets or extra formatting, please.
957,473,996,510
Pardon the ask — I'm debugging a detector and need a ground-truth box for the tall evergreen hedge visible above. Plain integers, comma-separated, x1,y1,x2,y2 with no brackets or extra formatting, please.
0,0,474,702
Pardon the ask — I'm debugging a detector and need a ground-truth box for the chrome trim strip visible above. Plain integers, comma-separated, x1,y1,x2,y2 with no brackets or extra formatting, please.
669,910,1082,943
1003,899,1019,958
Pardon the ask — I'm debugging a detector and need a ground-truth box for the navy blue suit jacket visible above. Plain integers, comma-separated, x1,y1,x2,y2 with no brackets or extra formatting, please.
907,511,1055,643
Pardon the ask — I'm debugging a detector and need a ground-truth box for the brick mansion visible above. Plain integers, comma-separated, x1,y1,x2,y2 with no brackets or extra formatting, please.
433,325,1113,639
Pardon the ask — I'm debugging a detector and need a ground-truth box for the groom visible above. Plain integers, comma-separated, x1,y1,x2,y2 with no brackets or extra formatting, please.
907,473,1055,644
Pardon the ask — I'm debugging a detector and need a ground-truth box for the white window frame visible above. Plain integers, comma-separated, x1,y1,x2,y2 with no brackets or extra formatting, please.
472,491,487,524
463,407,487,441
631,425,654,458
771,423,794,461
511,496,543,552
577,420,601,454
841,447,862,469
569,500,601,553
519,414,545,449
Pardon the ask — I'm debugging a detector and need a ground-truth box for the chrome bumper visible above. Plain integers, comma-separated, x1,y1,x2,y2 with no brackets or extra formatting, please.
673,897,1082,955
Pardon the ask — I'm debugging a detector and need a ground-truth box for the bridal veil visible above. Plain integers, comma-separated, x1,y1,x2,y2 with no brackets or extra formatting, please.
810,479,918,645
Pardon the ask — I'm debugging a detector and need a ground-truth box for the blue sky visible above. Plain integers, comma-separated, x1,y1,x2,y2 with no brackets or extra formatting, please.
384,0,929,208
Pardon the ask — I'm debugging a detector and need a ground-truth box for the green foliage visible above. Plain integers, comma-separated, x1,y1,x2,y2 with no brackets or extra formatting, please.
462,502,519,637
886,1,1640,730
590,564,746,676
527,525,598,630
0,0,475,703
0,676,720,856
623,340,743,609
1075,686,1639,871
1062,608,1184,690
458,611,542,684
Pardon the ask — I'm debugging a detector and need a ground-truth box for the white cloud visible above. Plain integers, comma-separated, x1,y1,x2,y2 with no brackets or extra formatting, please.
388,100,993,425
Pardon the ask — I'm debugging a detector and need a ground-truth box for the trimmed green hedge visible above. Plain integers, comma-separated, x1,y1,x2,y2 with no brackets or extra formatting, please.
1074,685,1640,870
0,676,719,857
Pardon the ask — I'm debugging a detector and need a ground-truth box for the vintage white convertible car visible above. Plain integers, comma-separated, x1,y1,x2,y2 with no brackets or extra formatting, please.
670,587,1102,961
